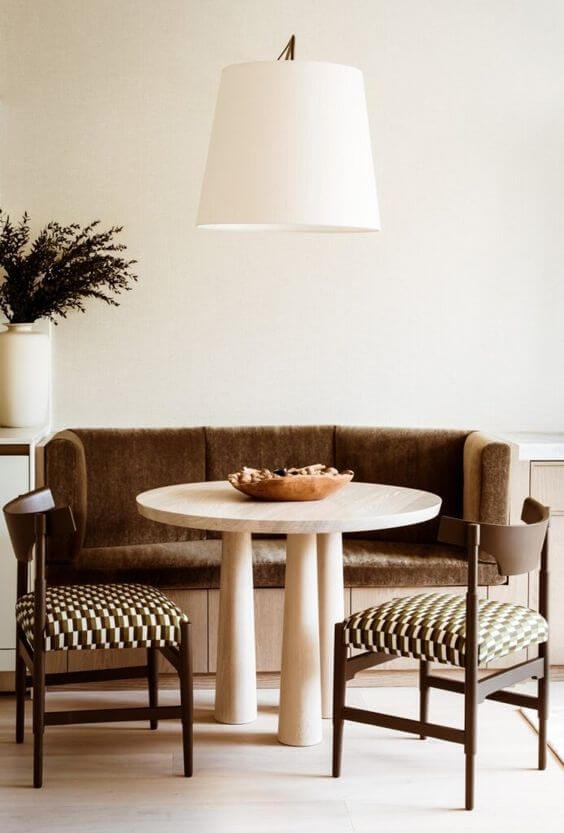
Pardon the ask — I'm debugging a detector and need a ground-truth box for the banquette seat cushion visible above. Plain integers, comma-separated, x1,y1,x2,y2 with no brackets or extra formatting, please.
46,538,503,589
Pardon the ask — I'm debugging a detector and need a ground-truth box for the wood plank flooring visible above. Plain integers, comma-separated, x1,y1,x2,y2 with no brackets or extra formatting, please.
1,683,562,832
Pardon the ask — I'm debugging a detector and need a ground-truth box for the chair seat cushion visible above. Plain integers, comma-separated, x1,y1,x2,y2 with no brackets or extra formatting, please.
344,592,548,667
16,583,189,652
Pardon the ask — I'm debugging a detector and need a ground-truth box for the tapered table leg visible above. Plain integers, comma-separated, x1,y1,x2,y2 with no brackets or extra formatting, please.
278,533,322,746
317,532,345,718
215,531,257,724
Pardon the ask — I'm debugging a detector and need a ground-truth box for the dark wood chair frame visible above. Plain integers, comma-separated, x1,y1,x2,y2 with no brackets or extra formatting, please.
4,487,193,788
332,497,550,811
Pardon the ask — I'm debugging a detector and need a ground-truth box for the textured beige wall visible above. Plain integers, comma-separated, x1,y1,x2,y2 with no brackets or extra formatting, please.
1,0,563,430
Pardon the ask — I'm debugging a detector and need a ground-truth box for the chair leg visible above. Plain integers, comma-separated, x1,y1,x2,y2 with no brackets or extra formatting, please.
419,660,429,739
538,642,549,770
33,647,46,788
15,641,26,744
179,621,193,777
464,667,478,811
332,622,347,778
147,648,159,730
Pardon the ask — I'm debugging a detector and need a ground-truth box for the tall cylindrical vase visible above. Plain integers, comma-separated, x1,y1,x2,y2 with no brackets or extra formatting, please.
0,323,50,427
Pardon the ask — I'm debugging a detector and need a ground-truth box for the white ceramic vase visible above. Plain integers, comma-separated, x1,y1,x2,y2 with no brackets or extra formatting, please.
0,323,50,427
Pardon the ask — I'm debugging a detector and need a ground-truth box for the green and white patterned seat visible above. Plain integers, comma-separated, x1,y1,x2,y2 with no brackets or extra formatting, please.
16,583,189,652
344,592,548,667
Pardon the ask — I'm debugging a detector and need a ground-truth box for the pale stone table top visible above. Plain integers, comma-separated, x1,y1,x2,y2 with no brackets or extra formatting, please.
137,480,442,535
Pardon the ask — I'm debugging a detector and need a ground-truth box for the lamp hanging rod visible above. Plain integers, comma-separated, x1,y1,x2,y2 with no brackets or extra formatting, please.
277,35,295,61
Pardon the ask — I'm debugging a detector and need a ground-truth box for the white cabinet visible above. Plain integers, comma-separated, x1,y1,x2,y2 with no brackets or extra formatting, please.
0,429,48,690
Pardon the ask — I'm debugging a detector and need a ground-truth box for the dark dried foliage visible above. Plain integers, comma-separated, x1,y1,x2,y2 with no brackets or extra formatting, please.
0,210,137,323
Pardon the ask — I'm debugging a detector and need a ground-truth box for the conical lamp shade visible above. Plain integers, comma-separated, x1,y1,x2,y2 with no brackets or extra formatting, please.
197,60,380,232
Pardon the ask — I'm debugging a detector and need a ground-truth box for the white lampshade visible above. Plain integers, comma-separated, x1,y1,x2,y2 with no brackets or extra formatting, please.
197,60,380,232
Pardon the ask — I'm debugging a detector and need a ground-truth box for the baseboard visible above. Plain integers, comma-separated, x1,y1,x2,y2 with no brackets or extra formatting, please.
3,666,555,692
3,667,563,694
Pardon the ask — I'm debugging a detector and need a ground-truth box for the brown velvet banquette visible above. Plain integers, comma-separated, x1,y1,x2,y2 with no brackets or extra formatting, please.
43,426,512,591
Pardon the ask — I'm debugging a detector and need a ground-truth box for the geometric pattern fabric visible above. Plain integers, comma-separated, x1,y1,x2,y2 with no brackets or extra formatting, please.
344,592,548,668
16,583,189,652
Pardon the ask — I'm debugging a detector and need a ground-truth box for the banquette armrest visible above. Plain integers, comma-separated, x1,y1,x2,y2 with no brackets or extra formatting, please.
44,430,87,562
463,431,513,525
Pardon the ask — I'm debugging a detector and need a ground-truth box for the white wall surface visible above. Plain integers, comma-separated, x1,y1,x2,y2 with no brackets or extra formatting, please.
1,0,563,431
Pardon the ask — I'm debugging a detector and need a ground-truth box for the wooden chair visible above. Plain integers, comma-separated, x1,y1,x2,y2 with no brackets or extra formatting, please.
332,498,550,810
3,487,193,788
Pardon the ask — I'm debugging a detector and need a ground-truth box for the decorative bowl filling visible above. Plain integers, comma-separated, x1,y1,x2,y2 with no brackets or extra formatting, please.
227,464,354,501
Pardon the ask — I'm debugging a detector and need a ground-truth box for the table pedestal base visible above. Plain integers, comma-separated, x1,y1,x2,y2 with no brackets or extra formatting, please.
278,533,323,746
317,532,345,719
214,531,257,725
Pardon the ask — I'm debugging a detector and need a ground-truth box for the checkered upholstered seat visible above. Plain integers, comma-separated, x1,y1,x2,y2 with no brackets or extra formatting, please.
16,583,189,652
344,592,548,667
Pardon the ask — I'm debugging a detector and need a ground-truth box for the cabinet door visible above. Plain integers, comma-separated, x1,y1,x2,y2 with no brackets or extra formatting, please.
0,455,29,671
530,463,564,664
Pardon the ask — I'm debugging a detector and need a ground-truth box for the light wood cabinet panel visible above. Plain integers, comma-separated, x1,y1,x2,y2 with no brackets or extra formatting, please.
530,463,564,513
68,647,145,672
530,463,564,664
209,588,284,673
158,590,208,674
529,517,564,665
546,516,564,664
209,588,350,673
46,652,67,673
350,586,485,671
69,590,208,674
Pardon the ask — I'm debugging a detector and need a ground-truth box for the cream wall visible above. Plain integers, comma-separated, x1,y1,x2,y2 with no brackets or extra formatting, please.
1,0,563,431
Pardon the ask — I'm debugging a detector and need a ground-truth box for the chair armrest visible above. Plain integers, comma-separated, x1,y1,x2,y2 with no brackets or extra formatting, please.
437,515,469,548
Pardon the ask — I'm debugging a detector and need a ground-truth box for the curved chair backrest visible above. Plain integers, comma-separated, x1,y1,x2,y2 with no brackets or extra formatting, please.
481,498,549,576
3,487,56,563
438,497,549,577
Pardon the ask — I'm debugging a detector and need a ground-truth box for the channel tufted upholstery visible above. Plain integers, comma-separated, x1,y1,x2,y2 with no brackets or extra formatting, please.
44,426,513,590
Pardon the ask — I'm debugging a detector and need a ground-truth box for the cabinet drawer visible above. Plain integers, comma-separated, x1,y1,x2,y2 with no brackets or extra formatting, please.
530,463,564,513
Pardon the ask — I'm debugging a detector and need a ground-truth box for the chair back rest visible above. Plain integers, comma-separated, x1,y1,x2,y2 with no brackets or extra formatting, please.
3,487,56,562
3,487,76,562
439,497,549,577
481,498,549,576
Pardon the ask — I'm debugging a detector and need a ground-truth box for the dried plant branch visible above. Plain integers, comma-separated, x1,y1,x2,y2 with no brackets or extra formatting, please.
0,210,138,323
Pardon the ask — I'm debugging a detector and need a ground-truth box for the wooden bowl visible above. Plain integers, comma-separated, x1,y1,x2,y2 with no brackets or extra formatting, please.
228,472,354,502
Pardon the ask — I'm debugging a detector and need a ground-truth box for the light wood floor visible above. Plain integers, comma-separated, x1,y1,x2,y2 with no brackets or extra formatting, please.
1,683,562,833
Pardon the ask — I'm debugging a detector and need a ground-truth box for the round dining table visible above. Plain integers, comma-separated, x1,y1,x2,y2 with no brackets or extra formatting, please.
137,480,441,746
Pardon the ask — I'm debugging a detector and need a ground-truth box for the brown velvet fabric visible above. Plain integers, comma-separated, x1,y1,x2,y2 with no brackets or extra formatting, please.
46,428,206,549
336,427,468,544
44,425,512,592
45,538,503,589
44,430,87,562
205,425,335,480
463,431,512,524
480,438,512,523
342,540,503,587
205,424,336,540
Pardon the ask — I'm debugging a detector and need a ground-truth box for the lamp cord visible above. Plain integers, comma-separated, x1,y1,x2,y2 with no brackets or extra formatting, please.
277,35,295,61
